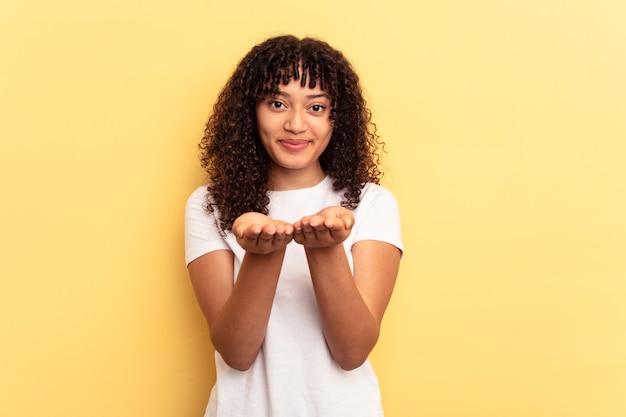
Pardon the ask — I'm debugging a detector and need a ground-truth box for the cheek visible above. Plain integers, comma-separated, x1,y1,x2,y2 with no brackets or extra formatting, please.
256,119,274,141
325,124,334,141
316,118,334,135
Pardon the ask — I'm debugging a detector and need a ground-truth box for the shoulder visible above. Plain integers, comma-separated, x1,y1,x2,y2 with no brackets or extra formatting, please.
350,182,403,253
353,182,401,222
185,185,213,218
185,185,211,223
187,185,209,206
361,182,395,196
184,185,232,266
358,182,399,210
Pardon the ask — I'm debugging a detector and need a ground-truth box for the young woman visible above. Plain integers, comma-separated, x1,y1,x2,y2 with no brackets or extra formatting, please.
185,35,403,417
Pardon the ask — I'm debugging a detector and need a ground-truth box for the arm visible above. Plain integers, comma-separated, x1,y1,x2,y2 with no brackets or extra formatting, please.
294,207,401,370
187,213,293,371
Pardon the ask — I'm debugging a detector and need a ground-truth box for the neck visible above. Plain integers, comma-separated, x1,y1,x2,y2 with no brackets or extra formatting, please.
267,164,326,191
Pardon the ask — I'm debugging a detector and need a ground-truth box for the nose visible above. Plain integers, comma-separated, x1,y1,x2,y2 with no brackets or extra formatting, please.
284,109,306,134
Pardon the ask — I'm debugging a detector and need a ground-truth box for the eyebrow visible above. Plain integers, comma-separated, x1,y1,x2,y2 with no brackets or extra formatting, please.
276,90,330,100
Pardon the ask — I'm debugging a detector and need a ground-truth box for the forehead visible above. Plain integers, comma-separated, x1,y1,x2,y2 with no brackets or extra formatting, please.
259,63,329,96
273,78,329,97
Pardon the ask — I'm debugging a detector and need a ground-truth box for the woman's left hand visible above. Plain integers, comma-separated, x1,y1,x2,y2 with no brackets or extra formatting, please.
293,206,354,248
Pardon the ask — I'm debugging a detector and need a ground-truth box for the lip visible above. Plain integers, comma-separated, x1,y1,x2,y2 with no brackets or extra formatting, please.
279,139,309,152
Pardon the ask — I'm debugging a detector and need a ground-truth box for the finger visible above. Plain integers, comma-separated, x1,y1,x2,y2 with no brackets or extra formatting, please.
341,214,353,229
275,223,294,235
273,232,292,247
283,223,294,235
258,230,277,243
273,225,286,240
300,221,315,233
322,216,343,230
247,223,264,237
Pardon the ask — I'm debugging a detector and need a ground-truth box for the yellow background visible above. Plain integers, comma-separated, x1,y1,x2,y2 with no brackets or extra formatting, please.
1,0,625,416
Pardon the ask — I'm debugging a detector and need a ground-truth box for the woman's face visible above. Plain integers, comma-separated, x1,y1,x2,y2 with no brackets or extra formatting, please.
256,78,333,189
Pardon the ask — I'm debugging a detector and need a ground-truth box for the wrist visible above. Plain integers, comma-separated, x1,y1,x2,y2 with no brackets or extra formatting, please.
304,243,346,259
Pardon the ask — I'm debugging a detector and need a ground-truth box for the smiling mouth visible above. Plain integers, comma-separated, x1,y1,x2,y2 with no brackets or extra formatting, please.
280,139,309,152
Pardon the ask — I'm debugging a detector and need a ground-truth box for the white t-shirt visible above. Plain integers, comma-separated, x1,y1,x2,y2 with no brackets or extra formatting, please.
185,176,403,417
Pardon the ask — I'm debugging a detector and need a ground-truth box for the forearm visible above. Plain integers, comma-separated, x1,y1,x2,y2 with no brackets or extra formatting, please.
210,249,285,370
305,244,380,370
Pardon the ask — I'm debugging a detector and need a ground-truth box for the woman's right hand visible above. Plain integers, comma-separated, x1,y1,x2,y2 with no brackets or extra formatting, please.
192,212,292,370
233,212,294,254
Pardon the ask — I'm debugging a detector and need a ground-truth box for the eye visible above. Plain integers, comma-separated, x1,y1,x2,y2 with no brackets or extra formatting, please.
269,100,285,109
310,104,326,113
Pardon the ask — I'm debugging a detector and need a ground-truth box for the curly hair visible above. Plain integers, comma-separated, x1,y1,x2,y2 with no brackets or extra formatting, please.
199,35,384,232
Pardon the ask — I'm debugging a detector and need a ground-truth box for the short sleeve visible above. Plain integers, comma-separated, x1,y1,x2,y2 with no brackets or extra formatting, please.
184,186,230,266
351,184,404,256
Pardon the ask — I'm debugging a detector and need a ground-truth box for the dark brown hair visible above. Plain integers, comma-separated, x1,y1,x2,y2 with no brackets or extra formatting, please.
199,35,384,232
